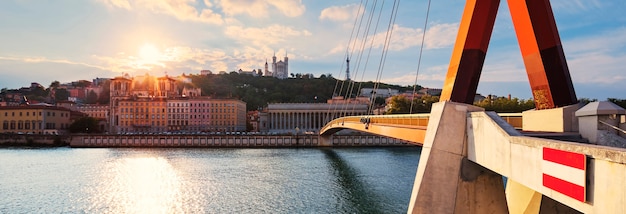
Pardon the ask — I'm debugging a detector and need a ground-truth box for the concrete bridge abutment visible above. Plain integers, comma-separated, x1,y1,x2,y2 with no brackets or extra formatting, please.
408,101,508,213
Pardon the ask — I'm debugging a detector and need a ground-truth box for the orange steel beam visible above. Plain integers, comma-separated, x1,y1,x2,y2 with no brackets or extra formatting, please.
440,0,500,104
508,0,577,109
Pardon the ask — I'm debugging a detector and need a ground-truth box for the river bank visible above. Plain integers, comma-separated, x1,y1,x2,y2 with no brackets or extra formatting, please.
1,134,416,148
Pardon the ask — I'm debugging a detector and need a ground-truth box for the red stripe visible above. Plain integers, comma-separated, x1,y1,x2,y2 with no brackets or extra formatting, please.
543,147,585,170
543,174,585,202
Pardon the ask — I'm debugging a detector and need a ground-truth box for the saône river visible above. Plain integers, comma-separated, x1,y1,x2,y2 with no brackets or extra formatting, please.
0,147,421,213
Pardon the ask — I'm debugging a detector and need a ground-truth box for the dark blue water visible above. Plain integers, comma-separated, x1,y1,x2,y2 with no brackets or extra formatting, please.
0,147,421,213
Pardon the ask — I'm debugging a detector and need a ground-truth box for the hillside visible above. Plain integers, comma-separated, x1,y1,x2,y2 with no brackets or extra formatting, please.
187,72,419,110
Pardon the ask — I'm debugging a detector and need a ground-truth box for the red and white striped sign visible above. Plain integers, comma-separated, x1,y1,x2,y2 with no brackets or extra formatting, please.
542,147,586,202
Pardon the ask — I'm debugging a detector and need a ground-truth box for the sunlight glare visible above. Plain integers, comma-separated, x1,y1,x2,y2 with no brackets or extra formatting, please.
138,43,162,65
93,157,185,213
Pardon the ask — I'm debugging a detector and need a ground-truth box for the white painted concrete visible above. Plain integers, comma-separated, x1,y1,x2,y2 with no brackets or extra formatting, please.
522,103,581,132
468,111,626,213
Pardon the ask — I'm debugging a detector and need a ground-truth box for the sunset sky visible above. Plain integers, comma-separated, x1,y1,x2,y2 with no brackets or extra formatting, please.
0,0,624,100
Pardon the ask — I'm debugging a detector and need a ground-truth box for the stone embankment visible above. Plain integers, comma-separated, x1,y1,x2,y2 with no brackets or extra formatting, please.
69,134,413,148
0,134,68,147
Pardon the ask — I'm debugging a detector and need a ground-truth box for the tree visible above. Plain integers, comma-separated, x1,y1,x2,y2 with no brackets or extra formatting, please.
474,96,535,113
386,95,439,114
97,79,111,104
84,90,98,104
69,117,100,133
608,98,626,109
54,88,70,101
49,80,60,88
386,96,411,114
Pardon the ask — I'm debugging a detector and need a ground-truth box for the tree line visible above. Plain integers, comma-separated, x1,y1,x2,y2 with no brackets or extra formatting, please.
385,95,626,114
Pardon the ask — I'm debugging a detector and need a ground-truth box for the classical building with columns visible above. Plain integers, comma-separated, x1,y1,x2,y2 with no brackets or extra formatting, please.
260,102,368,134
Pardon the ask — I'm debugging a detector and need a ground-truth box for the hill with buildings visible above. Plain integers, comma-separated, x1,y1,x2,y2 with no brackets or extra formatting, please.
188,72,420,110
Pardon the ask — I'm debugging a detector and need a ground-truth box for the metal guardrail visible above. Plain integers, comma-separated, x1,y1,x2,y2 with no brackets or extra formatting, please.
599,120,626,135
321,113,523,133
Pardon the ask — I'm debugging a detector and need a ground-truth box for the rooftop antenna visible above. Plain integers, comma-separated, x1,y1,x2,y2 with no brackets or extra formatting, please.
345,56,351,81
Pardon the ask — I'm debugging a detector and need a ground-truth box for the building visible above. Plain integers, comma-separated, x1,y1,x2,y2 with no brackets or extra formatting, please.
248,110,260,132
107,74,246,134
76,104,109,119
360,88,400,99
261,102,368,134
0,105,71,134
208,99,247,132
109,75,178,133
271,52,288,79
188,98,211,132
167,98,189,132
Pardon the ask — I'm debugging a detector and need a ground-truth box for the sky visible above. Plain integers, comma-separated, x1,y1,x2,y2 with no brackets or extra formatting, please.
0,0,624,100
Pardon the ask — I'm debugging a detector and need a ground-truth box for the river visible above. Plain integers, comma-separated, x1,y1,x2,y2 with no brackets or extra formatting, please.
0,147,421,213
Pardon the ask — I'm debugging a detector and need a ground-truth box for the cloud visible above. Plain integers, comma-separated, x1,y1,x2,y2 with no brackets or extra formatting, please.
328,23,458,55
561,28,626,84
551,0,602,13
319,4,362,22
97,0,224,25
217,0,305,18
224,24,312,47
0,56,109,71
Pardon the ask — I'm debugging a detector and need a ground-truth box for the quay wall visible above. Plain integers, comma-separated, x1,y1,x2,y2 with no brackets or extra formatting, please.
0,134,67,147
69,134,413,148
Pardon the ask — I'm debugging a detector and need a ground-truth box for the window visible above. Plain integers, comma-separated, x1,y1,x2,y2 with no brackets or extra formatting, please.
19,112,22,116
2,121,8,130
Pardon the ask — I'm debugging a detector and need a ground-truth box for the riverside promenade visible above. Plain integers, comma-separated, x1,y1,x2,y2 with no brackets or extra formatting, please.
69,134,410,147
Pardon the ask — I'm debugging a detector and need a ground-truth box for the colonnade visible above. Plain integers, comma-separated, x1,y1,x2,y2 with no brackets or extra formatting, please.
268,111,364,132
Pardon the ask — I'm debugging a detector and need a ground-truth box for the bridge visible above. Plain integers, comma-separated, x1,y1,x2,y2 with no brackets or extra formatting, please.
319,0,626,213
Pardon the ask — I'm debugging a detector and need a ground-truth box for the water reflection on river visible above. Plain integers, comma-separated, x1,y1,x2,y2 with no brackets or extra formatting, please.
0,147,421,213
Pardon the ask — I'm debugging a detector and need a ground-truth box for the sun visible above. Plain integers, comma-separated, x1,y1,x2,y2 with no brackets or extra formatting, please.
138,43,161,64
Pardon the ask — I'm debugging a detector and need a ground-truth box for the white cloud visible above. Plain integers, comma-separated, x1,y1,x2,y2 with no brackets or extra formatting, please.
0,56,109,71
328,23,458,55
97,0,224,25
319,4,362,22
217,0,305,18
551,0,602,12
224,24,312,47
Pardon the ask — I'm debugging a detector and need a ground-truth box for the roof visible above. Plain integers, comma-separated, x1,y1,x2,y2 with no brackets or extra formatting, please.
0,105,71,111
575,101,626,116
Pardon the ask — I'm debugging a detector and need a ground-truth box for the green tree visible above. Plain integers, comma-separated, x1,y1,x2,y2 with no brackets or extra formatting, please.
98,79,111,104
608,98,626,109
474,97,535,113
69,117,100,133
49,80,60,88
84,90,98,104
386,95,439,114
54,88,70,101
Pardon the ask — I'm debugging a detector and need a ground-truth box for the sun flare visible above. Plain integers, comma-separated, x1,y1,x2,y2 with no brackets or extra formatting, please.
139,43,161,64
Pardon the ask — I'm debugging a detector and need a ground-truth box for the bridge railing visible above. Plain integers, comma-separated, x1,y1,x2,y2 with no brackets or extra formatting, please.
321,112,523,135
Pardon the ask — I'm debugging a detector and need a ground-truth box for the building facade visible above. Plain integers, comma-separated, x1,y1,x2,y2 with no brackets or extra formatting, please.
188,98,211,132
261,102,368,134
76,104,109,119
108,75,246,134
208,99,247,132
0,106,71,134
271,53,288,79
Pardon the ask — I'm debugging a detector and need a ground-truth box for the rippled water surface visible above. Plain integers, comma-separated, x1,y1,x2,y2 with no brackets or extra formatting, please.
0,147,421,213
